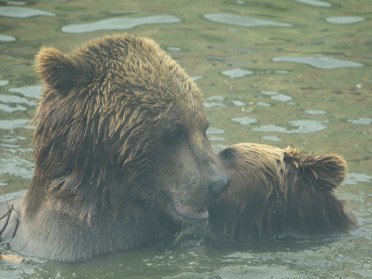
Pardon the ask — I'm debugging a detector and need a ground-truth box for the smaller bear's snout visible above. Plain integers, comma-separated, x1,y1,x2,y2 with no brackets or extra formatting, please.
209,176,230,196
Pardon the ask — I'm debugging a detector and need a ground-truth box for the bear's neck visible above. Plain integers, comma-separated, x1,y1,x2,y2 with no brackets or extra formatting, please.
14,177,175,261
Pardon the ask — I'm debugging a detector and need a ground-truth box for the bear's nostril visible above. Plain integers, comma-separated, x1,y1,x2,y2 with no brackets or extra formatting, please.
209,176,230,195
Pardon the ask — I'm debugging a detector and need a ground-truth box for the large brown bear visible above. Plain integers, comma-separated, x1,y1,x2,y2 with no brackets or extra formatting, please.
208,143,357,241
0,34,230,262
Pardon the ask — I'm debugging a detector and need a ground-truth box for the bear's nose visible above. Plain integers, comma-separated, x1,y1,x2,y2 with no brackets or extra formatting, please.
209,175,230,195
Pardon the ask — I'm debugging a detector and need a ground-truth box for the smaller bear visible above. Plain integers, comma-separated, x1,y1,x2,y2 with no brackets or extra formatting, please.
208,143,357,241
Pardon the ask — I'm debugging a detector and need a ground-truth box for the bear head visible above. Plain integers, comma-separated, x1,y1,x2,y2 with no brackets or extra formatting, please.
27,34,229,225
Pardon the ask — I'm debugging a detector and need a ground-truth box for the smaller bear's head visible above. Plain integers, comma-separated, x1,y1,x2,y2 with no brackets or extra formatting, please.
211,143,356,239
31,34,229,224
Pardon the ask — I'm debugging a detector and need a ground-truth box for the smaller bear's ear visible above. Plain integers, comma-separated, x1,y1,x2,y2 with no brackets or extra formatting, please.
295,152,347,190
36,47,82,93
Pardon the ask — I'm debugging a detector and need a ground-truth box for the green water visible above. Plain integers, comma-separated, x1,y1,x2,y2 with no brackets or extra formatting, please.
0,0,371,278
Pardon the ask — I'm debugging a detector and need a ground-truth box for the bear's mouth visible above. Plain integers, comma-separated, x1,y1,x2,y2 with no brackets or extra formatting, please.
171,196,209,220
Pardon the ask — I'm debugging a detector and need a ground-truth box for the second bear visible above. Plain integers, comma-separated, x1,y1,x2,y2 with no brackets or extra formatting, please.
208,143,357,241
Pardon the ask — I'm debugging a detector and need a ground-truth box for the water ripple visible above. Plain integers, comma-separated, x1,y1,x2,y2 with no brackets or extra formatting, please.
203,13,292,28
347,118,372,125
294,0,331,7
0,119,30,130
271,93,292,102
326,16,364,24
344,172,372,185
222,68,253,78
0,34,16,42
231,116,258,125
253,119,327,134
0,6,55,18
9,85,42,99
272,56,363,69
0,80,9,86
62,15,181,33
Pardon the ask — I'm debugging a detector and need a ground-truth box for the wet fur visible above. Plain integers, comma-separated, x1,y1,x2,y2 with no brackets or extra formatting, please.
208,143,357,241
0,34,225,262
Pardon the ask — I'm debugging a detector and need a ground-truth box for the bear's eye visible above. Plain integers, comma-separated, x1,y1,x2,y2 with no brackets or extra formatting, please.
219,147,236,165
163,125,186,144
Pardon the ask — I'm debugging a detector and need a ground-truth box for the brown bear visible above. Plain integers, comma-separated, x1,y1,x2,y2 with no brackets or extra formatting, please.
0,34,230,262
208,143,357,241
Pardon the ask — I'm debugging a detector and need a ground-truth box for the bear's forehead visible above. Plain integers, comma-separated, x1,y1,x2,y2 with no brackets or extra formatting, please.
75,34,203,103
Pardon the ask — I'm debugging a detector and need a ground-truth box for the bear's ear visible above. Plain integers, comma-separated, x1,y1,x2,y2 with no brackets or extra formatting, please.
297,152,347,190
36,47,82,93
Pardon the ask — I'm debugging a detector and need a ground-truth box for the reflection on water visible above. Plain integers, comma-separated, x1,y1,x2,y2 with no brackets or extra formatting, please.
0,6,55,18
294,0,331,7
272,56,364,69
326,16,364,24
0,34,16,42
262,135,282,142
0,0,371,278
62,15,181,33
344,173,372,185
222,68,253,78
0,81,9,87
254,119,327,134
270,93,292,102
231,116,258,125
8,85,41,99
0,119,30,130
203,13,293,27
304,109,327,115
347,118,372,125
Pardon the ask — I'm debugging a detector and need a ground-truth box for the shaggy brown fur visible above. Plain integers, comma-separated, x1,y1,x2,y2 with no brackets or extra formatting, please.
0,34,229,262
208,143,357,241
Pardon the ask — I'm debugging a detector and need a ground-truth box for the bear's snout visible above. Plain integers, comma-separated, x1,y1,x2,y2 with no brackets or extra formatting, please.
208,175,230,196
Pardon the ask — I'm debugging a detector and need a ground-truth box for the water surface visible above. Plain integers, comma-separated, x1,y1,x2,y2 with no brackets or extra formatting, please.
0,0,371,278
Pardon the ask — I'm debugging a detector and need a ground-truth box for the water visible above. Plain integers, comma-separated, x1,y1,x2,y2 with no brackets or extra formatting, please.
0,0,371,278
